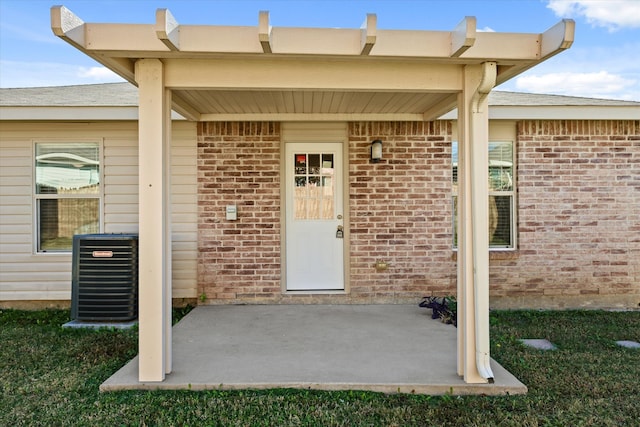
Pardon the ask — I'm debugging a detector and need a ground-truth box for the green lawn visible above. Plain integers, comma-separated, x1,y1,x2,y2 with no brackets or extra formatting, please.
1,309,639,426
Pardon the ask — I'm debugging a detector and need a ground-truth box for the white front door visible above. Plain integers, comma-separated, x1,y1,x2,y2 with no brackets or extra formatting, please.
285,143,344,291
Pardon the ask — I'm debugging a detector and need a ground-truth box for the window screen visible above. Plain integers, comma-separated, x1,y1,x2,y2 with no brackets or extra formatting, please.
452,141,515,249
35,143,101,252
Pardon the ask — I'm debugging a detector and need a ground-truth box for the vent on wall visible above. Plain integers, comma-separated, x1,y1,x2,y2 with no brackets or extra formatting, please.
71,234,139,321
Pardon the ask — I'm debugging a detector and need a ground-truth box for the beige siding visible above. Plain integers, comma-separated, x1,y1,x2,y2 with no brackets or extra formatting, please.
0,121,198,302
170,122,198,299
1,124,76,300
104,135,139,235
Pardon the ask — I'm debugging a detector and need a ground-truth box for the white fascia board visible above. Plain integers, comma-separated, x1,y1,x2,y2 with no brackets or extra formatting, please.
0,107,185,121
440,105,640,120
0,106,138,120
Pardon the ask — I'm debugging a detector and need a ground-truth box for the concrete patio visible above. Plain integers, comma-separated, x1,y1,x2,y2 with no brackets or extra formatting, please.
101,305,526,395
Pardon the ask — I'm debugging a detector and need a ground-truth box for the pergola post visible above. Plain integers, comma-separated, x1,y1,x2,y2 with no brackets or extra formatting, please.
457,62,496,383
136,58,172,381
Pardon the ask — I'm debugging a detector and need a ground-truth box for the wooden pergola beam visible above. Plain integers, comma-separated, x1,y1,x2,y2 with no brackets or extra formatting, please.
259,11,272,53
541,18,575,59
51,5,84,48
162,59,463,92
51,5,572,62
156,8,180,51
51,6,137,83
451,16,476,57
360,14,376,55
494,19,575,86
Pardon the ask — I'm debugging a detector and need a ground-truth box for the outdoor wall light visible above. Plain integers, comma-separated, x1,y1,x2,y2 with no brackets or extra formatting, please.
371,139,383,163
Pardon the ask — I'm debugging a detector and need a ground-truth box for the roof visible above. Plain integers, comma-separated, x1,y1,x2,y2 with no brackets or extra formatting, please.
0,83,138,106
476,91,640,120
0,83,140,120
488,91,640,107
2,83,637,121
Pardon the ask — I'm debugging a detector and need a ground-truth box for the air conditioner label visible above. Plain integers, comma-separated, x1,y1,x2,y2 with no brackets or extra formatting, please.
92,251,114,258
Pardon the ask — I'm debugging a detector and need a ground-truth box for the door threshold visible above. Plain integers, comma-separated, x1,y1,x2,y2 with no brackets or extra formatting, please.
285,290,347,295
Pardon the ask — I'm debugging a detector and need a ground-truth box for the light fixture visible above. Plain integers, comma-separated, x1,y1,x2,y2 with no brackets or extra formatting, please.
371,139,383,163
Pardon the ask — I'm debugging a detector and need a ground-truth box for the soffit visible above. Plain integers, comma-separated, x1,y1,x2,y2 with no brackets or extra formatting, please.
51,7,575,121
174,90,452,115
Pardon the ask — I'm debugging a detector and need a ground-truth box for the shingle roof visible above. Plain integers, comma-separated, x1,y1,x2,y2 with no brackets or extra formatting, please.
0,83,138,106
488,91,639,107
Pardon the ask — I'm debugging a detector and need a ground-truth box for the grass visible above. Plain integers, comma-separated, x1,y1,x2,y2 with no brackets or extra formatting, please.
1,309,639,426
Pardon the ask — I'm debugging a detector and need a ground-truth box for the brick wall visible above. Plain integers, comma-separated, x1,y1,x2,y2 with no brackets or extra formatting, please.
196,119,639,308
348,121,456,303
197,122,281,302
490,120,640,308
197,120,456,304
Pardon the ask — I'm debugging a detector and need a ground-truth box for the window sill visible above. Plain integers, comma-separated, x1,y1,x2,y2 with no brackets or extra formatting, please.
34,251,72,257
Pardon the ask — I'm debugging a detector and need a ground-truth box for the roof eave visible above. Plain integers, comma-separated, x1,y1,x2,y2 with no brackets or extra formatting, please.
0,106,184,121
440,105,640,120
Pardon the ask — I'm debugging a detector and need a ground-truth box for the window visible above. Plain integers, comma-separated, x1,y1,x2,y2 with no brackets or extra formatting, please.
452,140,515,249
293,152,335,220
34,142,101,252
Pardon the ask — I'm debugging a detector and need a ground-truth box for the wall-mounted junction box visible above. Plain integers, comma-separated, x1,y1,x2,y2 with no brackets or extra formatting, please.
226,205,237,221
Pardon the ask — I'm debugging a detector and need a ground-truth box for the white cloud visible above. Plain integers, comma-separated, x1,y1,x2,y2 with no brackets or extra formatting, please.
0,60,125,88
514,71,638,100
477,26,495,33
78,66,121,81
499,40,640,101
546,0,640,30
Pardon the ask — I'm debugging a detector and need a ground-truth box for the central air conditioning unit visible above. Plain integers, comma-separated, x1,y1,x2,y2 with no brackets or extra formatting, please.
71,233,139,321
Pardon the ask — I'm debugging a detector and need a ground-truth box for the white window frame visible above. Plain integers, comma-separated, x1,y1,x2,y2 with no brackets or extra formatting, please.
452,138,517,251
32,139,104,254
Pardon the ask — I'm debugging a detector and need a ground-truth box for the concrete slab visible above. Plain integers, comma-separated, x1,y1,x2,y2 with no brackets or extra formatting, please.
101,305,527,395
63,320,138,330
616,340,640,349
520,339,557,350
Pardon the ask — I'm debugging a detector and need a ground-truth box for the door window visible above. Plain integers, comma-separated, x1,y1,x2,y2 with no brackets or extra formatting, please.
293,153,335,220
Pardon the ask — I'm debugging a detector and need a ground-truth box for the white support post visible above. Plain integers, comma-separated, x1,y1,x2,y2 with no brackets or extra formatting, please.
457,62,495,383
163,87,173,375
456,89,468,378
470,62,495,382
136,58,171,382
457,84,478,382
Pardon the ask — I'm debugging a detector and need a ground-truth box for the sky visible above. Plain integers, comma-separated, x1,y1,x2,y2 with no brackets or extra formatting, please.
0,0,639,101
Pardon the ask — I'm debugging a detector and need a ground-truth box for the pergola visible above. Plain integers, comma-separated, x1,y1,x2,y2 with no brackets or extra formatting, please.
51,6,574,384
